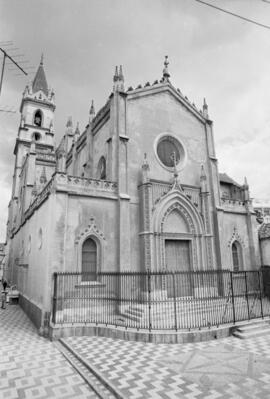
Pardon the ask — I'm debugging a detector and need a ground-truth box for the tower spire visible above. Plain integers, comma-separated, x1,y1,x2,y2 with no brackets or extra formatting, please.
32,54,48,96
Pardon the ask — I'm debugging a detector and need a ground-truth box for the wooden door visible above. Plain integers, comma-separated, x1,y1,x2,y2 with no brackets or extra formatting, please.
165,240,192,297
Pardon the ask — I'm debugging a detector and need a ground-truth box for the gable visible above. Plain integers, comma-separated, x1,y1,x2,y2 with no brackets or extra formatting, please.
127,82,207,125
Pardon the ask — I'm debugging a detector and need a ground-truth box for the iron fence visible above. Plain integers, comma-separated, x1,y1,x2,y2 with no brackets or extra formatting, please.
51,269,270,330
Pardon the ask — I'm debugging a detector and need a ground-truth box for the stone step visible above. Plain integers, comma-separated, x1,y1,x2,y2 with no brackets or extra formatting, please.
125,308,144,317
236,321,270,333
233,321,270,339
121,313,142,323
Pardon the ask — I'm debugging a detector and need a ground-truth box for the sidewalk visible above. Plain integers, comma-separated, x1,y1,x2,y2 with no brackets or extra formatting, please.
62,328,270,399
2,305,270,398
0,305,98,399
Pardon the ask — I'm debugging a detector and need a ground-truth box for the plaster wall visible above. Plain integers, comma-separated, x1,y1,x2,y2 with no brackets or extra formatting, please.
7,195,53,311
51,193,118,273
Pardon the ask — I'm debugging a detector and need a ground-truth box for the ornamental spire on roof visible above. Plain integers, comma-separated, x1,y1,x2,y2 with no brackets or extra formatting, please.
32,54,49,96
203,98,209,119
161,55,170,82
89,100,95,123
113,65,125,91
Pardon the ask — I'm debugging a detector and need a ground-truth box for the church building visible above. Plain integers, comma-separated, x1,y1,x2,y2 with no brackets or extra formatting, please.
5,56,262,331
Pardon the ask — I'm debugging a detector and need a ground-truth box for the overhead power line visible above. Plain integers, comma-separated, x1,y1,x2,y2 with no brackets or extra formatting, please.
0,46,28,95
194,0,270,30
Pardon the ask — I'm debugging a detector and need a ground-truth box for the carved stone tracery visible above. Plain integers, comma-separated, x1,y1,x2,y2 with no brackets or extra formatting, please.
228,227,245,248
75,216,106,245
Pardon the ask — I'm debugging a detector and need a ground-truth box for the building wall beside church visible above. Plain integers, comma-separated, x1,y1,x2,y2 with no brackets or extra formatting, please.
6,194,54,327
218,210,261,270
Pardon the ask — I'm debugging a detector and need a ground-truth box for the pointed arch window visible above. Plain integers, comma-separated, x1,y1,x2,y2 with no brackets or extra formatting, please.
82,237,97,281
232,241,243,272
34,110,43,127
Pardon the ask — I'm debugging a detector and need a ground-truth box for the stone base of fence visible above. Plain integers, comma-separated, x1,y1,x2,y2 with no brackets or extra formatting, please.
49,321,237,343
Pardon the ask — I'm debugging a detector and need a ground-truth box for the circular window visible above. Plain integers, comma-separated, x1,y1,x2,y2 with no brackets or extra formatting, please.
32,132,41,141
155,133,187,172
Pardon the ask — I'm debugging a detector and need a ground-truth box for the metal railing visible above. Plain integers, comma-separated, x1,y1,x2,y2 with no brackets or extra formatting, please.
51,269,270,330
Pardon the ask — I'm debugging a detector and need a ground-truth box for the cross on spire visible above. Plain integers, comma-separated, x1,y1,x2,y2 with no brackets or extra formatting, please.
162,55,170,82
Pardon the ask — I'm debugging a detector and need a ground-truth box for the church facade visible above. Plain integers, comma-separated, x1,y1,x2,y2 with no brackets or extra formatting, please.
5,57,261,330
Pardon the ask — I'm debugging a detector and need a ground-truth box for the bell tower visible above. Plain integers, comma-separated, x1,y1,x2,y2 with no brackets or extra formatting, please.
19,54,55,148
7,56,56,237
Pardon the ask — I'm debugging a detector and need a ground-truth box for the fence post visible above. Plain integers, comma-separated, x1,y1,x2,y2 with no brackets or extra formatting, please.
172,272,178,331
147,269,152,332
258,271,264,319
52,272,58,324
230,272,236,324
244,271,250,320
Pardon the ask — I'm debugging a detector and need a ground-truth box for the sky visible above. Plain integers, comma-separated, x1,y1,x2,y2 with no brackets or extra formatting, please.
0,0,270,241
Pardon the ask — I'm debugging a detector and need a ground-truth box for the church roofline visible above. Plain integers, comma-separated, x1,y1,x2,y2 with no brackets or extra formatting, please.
126,82,210,124
219,172,242,188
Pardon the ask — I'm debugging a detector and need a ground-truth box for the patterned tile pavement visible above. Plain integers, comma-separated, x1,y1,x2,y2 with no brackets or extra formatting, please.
64,328,270,399
2,304,270,398
0,305,98,399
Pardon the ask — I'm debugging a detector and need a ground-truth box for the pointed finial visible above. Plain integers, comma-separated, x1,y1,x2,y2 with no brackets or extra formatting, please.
40,166,47,184
200,165,208,192
66,116,73,128
142,153,150,183
200,164,207,181
40,53,44,66
203,98,209,119
119,65,124,82
89,100,95,115
162,55,170,82
89,100,95,123
113,66,119,82
142,153,150,170
244,176,248,187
